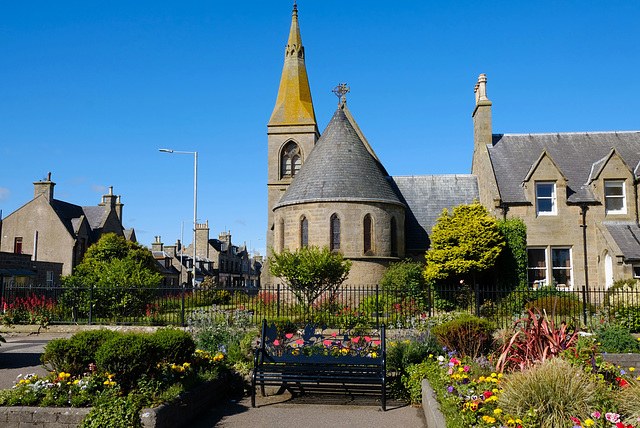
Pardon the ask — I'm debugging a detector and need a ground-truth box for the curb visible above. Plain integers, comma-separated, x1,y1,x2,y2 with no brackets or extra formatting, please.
421,378,446,428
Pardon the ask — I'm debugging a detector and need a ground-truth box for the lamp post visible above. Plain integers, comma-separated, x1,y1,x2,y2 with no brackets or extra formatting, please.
159,149,198,289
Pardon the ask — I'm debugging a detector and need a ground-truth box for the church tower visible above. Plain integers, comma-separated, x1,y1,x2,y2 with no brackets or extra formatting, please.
266,2,319,279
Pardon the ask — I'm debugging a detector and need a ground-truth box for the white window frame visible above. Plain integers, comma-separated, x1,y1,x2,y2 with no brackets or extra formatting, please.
551,247,573,289
535,182,557,216
633,265,640,279
604,179,626,214
527,247,548,289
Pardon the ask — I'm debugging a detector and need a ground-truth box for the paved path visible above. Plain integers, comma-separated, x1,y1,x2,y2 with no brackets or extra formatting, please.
0,331,426,427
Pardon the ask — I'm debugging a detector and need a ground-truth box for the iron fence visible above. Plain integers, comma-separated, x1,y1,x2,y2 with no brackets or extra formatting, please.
1,282,640,330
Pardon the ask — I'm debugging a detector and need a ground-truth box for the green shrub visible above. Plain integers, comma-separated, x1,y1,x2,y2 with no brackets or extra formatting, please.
387,332,440,374
499,358,607,428
150,327,196,364
69,330,122,371
430,314,494,358
401,361,431,404
40,338,78,374
596,326,640,353
613,306,640,332
525,295,594,317
95,333,159,391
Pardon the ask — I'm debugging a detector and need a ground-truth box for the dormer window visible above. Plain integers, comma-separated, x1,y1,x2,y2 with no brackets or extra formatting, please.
604,180,626,214
535,182,556,216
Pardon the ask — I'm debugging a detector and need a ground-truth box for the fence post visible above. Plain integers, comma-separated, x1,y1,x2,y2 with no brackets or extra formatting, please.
475,281,480,318
277,284,280,318
582,285,588,325
375,284,380,330
88,284,93,325
181,283,186,327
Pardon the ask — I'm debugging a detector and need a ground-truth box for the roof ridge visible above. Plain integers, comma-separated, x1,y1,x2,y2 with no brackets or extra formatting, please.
497,131,640,137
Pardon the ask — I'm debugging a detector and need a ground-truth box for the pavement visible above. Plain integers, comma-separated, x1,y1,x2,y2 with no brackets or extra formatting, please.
0,328,427,428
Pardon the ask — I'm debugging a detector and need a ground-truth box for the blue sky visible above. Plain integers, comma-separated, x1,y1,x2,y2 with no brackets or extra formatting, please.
1,1,639,258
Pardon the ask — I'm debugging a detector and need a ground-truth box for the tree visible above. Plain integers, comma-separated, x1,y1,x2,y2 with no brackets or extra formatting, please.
424,202,505,287
495,217,528,289
61,233,162,320
268,246,352,318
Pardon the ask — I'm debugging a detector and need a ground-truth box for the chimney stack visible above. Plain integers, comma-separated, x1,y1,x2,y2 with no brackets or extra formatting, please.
33,172,55,203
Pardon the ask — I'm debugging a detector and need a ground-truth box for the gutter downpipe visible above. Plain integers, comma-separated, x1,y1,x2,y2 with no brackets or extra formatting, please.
580,204,590,303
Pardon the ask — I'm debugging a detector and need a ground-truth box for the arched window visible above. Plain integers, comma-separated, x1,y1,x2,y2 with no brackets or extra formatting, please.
300,216,308,247
330,214,340,252
390,217,398,257
363,214,374,255
280,141,301,178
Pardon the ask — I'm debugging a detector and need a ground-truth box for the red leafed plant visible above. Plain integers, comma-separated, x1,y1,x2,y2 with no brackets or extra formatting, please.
495,307,581,373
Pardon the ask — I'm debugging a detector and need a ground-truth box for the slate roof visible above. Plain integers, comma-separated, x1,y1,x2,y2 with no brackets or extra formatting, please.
604,222,640,261
274,108,404,209
389,175,479,251
50,199,120,243
488,131,640,204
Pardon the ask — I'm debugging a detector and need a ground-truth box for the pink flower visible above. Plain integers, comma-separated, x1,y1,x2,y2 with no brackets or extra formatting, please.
331,332,337,337
463,366,470,372
606,413,621,423
448,368,453,375
364,336,372,342
373,341,381,346
285,333,293,339
591,412,601,419
323,340,332,346
352,336,360,343
296,339,304,345
273,340,280,346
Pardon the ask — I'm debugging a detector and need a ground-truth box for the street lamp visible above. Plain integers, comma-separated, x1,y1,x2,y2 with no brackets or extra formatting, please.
159,149,198,289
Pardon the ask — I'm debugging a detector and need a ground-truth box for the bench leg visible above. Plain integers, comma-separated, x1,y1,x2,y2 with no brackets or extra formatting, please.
251,372,257,407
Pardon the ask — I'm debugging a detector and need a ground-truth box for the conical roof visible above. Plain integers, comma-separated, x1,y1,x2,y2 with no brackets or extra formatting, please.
274,108,404,209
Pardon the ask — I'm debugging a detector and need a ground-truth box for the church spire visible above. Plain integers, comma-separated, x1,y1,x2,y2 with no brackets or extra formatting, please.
268,2,316,126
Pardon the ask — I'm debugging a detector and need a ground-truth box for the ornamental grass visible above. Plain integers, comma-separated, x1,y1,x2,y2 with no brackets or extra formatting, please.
498,357,603,428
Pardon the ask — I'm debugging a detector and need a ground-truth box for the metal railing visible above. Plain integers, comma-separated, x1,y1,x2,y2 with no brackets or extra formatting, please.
1,282,640,330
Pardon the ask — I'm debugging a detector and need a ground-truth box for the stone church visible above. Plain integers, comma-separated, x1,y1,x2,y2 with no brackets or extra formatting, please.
264,4,477,285
265,3,640,290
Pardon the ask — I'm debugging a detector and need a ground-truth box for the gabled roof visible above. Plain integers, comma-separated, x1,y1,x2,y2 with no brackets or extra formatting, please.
488,131,640,204
389,175,479,251
604,222,640,261
274,108,404,209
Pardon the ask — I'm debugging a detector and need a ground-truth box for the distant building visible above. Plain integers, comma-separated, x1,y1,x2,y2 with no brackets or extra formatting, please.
0,173,136,284
0,251,63,294
151,223,261,288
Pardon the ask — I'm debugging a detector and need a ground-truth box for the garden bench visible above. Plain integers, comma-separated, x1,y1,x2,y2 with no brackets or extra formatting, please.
251,319,387,410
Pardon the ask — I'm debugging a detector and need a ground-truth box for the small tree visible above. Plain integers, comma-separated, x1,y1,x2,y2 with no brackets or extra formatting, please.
424,202,505,289
61,233,162,320
268,246,352,318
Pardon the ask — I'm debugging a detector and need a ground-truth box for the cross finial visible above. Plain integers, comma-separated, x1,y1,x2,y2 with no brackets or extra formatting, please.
332,83,350,104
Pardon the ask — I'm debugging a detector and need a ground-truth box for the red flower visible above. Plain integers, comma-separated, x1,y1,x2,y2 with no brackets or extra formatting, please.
483,391,493,399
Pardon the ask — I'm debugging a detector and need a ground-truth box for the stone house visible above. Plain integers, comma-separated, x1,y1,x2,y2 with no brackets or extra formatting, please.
0,251,63,291
0,173,136,282
471,74,640,290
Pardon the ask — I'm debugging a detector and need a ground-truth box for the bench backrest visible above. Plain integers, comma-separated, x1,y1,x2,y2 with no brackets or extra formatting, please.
258,319,386,365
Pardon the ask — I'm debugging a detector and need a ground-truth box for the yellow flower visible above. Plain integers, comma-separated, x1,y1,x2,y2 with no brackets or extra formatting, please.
583,419,595,427
494,408,502,414
428,354,433,358
491,372,497,378
630,367,635,372
183,362,191,368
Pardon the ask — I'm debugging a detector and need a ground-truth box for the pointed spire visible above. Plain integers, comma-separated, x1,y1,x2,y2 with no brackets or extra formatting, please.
268,3,316,126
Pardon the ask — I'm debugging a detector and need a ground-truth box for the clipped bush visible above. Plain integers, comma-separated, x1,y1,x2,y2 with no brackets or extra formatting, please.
69,329,121,370
40,338,78,374
430,314,494,358
525,295,594,317
499,358,604,428
596,326,640,353
150,327,196,364
95,333,159,391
